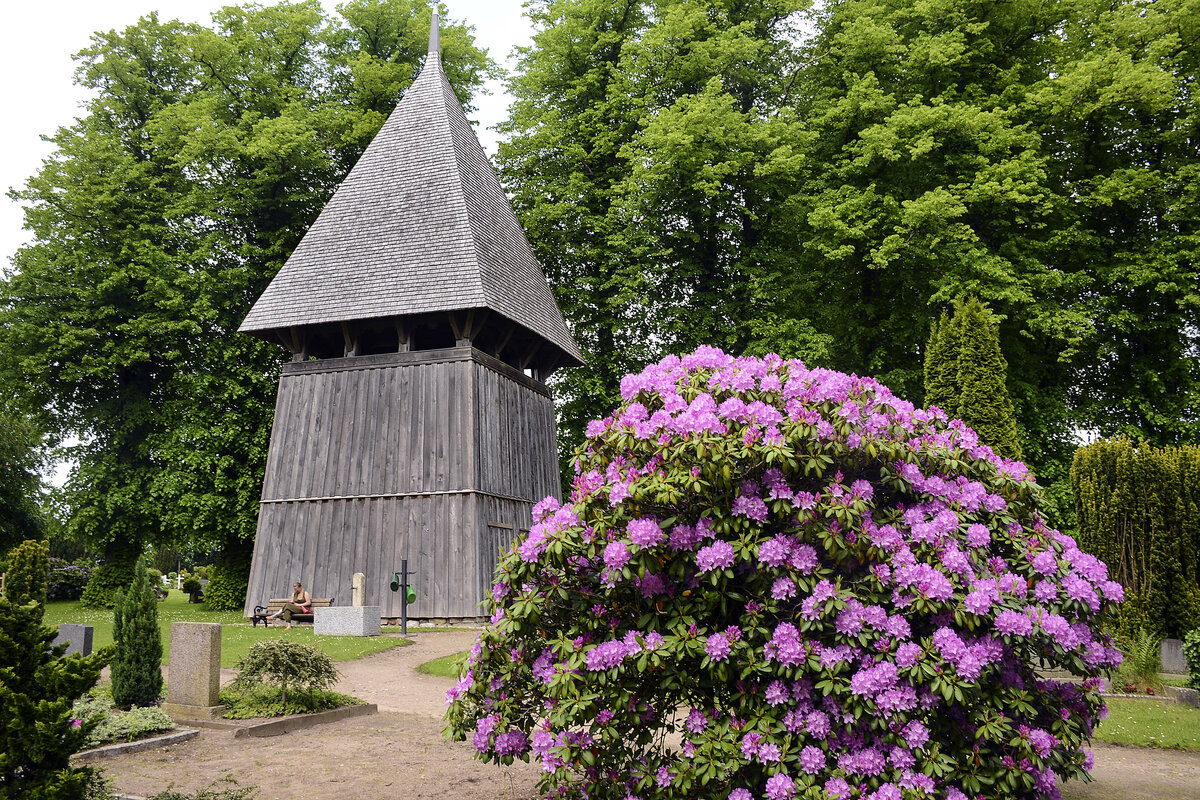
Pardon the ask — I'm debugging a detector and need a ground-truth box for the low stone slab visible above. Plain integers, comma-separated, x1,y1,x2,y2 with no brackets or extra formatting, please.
314,605,381,636
1167,686,1200,708
72,729,199,762
52,624,93,656
161,701,227,721
232,703,377,738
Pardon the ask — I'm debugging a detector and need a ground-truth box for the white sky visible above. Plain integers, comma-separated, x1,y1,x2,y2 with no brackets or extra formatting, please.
0,0,530,277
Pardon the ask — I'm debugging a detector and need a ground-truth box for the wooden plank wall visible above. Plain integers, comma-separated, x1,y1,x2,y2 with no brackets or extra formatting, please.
244,347,563,620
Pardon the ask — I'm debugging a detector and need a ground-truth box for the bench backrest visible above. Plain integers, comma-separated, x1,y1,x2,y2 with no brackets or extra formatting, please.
264,597,334,610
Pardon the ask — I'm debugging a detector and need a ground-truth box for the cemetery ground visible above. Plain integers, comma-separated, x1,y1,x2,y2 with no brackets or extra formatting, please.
70,625,1200,800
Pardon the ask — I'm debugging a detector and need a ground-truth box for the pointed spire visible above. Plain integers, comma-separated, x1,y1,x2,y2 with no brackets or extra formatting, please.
428,4,440,60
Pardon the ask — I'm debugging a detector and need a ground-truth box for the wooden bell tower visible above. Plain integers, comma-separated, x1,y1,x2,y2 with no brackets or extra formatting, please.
238,10,582,621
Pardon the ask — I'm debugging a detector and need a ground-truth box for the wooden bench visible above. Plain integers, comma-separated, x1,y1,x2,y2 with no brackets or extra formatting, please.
251,597,334,627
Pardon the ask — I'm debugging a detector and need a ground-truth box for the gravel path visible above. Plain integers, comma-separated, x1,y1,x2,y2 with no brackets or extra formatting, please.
96,629,1200,800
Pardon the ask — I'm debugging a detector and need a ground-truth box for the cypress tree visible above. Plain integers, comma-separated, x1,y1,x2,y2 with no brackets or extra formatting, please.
923,311,958,414
922,296,1023,460
0,596,110,799
110,558,163,709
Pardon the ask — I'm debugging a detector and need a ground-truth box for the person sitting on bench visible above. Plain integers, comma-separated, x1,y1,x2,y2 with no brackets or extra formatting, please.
268,581,311,630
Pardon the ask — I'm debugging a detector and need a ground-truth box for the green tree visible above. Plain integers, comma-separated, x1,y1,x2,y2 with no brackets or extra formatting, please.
0,2,494,605
0,596,111,800
110,559,163,709
0,407,44,554
500,0,814,471
3,539,50,608
924,297,1022,461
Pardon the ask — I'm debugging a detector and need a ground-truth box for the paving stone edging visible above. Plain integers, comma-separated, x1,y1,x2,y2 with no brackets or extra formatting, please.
72,729,200,762
232,702,378,738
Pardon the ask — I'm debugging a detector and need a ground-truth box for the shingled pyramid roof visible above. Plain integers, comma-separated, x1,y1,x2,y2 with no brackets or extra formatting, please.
240,12,583,367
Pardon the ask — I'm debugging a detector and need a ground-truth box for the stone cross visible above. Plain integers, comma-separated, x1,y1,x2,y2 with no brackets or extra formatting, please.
351,572,366,607
160,622,225,720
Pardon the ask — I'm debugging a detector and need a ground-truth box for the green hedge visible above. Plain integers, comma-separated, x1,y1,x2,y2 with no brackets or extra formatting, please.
1072,438,1200,638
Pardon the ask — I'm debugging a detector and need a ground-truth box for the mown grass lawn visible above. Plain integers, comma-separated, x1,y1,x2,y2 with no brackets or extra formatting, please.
1094,697,1200,752
44,590,408,668
417,650,469,678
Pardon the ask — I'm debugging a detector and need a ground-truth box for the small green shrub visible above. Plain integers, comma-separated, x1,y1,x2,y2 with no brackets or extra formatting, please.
71,691,174,748
1184,630,1200,691
180,575,203,603
110,559,163,709
219,683,363,718
5,538,50,607
80,561,134,609
232,640,338,705
47,559,93,601
202,562,248,612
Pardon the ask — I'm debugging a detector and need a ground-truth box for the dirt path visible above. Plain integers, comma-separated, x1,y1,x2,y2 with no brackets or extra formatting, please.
98,630,1200,800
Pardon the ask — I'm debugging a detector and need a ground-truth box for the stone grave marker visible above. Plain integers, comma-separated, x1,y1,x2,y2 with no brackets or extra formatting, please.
52,624,93,656
160,622,225,720
351,572,366,607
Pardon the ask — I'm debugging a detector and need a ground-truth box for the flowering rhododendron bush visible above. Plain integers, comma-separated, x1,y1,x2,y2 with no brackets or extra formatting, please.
445,348,1122,800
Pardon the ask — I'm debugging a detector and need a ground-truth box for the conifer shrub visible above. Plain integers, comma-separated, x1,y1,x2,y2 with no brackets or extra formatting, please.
110,559,163,709
446,348,1122,800
1071,438,1200,639
0,595,111,799
4,538,50,607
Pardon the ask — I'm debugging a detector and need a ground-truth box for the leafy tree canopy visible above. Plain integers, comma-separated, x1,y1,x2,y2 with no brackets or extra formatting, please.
0,1,496,575
503,0,1199,500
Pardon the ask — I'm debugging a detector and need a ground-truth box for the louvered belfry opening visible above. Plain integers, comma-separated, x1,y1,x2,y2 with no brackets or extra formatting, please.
238,9,582,622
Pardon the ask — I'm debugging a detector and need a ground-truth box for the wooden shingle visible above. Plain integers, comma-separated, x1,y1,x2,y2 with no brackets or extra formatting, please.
240,18,583,367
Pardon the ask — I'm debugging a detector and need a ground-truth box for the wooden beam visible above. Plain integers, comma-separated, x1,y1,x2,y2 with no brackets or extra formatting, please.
341,322,359,357
395,320,410,353
493,322,515,357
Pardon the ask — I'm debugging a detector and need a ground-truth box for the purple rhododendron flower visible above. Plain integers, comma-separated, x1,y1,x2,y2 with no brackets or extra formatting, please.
764,773,795,800
800,745,825,774
628,517,664,548
696,540,735,572
706,632,732,661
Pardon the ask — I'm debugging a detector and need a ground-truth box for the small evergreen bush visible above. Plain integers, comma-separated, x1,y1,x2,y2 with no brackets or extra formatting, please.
5,538,50,607
79,561,134,609
47,559,93,601
232,640,338,705
181,574,203,603
110,559,163,709
0,595,111,799
448,348,1122,800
